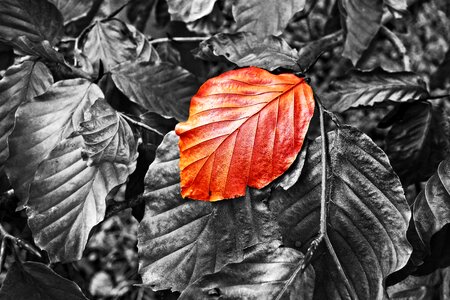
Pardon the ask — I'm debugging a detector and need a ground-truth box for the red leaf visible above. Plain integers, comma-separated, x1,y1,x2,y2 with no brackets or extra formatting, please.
175,67,314,201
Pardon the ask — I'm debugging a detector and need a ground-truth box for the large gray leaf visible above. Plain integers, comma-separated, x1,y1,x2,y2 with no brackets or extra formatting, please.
28,100,138,262
49,0,93,24
4,79,103,209
167,0,217,23
180,245,315,300
0,61,53,172
412,159,450,262
232,0,306,37
81,19,155,72
324,68,429,112
0,261,88,300
270,126,411,299
385,102,450,185
0,0,63,45
138,131,280,292
193,32,301,71
339,0,383,65
111,61,198,121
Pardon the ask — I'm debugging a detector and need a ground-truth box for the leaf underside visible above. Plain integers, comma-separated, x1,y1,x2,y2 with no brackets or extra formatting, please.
175,67,315,201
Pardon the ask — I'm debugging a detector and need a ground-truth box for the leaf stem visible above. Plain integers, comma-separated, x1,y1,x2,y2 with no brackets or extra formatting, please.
427,94,450,100
0,223,42,272
105,194,145,219
317,95,357,300
119,113,163,134
148,36,209,45
380,26,411,71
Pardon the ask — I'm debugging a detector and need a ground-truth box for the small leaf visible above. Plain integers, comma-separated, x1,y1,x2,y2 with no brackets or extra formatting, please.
49,0,93,24
384,0,408,18
194,32,301,71
0,0,63,45
339,0,383,65
232,0,306,37
175,67,314,201
5,79,103,209
10,36,66,65
0,261,88,300
270,126,412,299
324,68,429,112
111,60,198,121
138,131,280,292
28,100,138,262
81,19,155,72
79,99,139,166
385,102,450,185
167,0,217,23
0,61,53,171
180,245,315,300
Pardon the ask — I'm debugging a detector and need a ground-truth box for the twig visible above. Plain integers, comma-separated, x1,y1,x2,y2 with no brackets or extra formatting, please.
0,223,42,272
427,94,450,100
148,36,209,45
380,26,411,71
324,235,358,299
120,113,163,134
105,194,145,219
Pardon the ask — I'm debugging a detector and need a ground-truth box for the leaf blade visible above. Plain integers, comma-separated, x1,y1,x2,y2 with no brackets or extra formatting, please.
175,67,315,201
137,131,280,291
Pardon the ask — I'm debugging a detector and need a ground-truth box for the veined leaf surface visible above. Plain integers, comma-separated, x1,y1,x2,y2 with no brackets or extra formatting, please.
175,67,315,201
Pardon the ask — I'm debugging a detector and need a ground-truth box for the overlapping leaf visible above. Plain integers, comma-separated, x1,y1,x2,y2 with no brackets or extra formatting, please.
138,132,280,292
49,0,93,24
81,19,156,72
270,126,411,299
180,245,315,300
324,68,429,112
5,79,103,209
194,33,301,71
27,99,139,262
11,36,66,65
0,61,53,171
167,0,217,23
0,0,63,44
339,0,383,65
232,0,306,37
0,261,88,299
111,61,198,121
412,159,450,265
385,102,450,185
175,67,314,201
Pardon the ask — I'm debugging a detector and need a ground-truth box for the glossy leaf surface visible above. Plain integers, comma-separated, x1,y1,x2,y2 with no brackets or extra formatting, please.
28,100,138,262
175,67,314,201
5,79,103,209
0,0,63,44
167,0,217,23
138,132,280,291
0,61,53,171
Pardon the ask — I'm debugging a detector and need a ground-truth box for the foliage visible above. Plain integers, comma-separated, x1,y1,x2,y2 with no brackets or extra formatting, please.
0,0,449,299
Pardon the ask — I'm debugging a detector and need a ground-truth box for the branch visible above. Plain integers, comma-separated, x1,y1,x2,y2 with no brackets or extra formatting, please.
0,223,42,272
380,26,411,71
105,194,145,219
148,36,209,45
